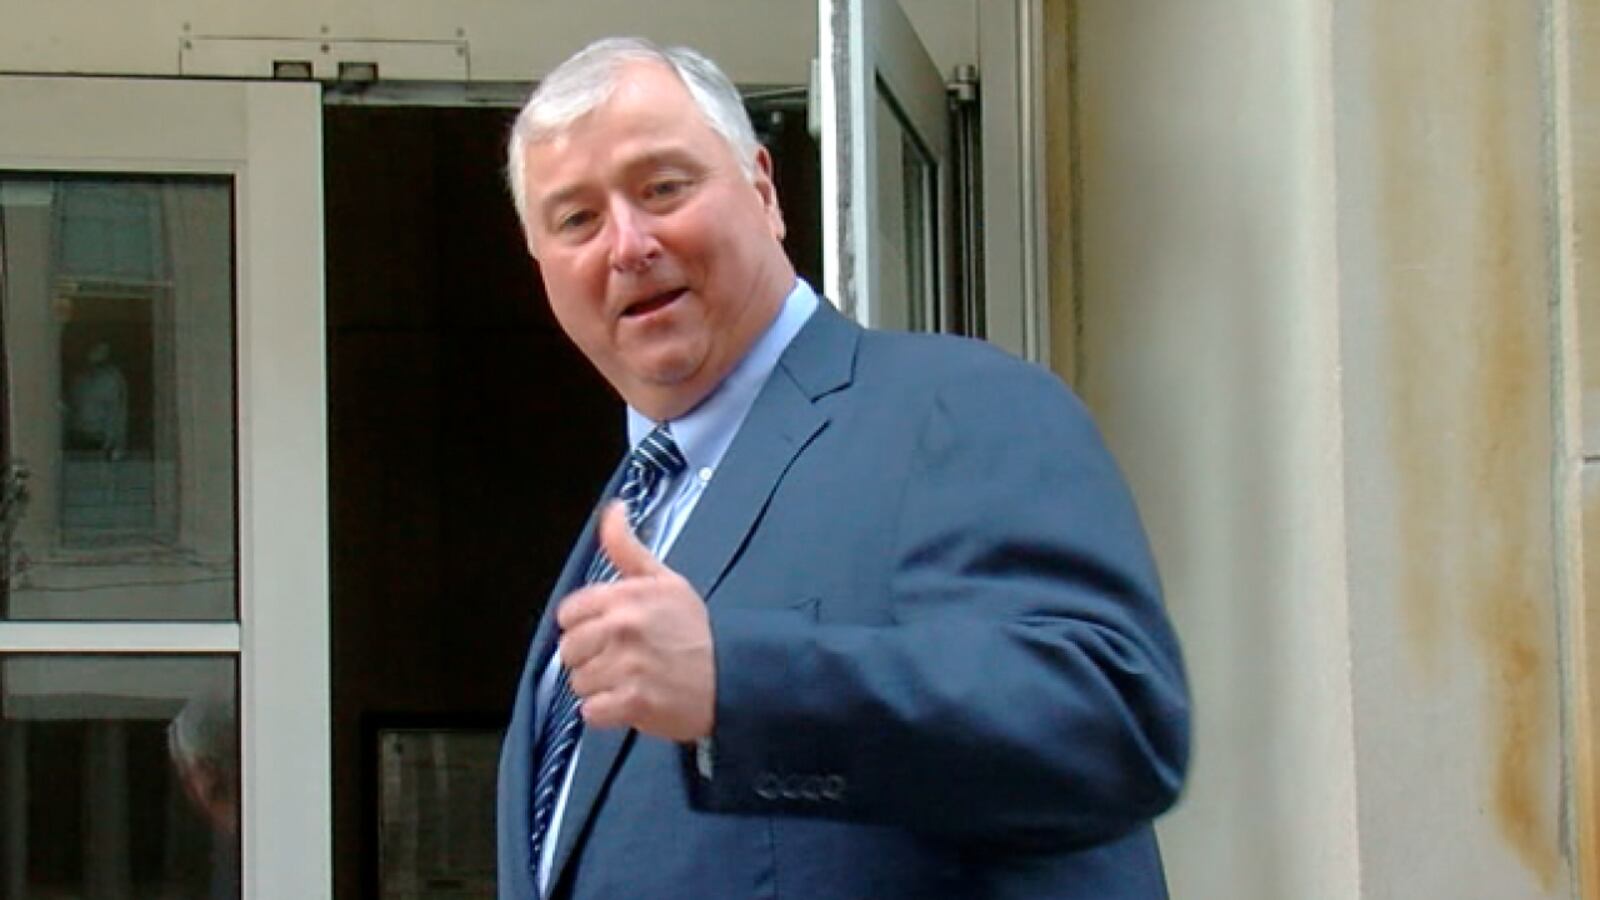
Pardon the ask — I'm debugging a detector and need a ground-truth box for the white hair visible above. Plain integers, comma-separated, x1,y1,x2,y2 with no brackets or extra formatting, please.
168,692,237,771
505,37,761,228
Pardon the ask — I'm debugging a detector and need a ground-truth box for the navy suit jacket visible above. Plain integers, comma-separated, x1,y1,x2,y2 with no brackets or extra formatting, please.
498,301,1189,899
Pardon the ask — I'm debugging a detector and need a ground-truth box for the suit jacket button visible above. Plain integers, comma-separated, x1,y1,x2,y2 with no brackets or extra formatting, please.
779,775,801,800
822,775,846,801
755,773,780,801
801,775,824,801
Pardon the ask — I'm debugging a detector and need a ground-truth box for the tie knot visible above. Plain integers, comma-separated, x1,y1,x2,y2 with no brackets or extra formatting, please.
615,424,684,533
630,424,686,479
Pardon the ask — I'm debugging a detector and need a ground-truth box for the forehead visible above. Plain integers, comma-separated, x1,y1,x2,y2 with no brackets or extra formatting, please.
526,63,721,173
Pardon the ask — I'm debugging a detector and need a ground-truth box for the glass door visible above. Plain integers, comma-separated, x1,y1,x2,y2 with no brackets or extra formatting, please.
0,77,328,898
819,0,953,332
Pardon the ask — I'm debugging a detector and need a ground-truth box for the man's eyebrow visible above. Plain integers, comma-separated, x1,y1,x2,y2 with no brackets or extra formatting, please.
535,185,587,220
532,148,705,220
621,147,701,176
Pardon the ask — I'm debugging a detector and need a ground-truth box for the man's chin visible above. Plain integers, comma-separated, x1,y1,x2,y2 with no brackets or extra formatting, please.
617,364,720,420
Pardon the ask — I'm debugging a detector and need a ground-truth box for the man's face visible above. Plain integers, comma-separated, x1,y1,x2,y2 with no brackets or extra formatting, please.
519,62,793,421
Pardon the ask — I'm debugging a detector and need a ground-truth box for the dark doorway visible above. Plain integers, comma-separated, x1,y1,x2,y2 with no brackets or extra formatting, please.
324,99,819,898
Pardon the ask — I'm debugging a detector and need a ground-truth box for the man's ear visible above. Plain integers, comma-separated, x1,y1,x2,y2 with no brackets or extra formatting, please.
753,146,786,241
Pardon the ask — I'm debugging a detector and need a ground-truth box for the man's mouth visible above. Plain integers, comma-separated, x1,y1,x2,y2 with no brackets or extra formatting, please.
621,288,688,319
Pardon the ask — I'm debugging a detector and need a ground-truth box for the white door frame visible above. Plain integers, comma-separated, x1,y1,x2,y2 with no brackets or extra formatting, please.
0,76,330,899
978,0,1050,363
820,0,1049,361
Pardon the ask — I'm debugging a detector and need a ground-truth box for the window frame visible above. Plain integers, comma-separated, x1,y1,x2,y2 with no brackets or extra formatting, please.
0,76,331,898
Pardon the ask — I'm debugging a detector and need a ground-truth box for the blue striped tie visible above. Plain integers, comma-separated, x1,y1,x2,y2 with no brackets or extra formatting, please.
528,424,686,886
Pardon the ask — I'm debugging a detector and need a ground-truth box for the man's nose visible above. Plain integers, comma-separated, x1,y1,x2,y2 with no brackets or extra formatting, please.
607,203,660,273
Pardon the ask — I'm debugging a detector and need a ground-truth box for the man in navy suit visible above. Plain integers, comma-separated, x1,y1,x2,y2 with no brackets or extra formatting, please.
498,36,1189,899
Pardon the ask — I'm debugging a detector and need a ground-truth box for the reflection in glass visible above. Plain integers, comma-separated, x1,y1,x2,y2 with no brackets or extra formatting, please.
873,84,937,333
0,655,239,899
379,729,503,899
0,174,236,621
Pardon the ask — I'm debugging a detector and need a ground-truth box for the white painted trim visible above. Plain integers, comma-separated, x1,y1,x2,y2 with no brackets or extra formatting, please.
822,0,952,329
1544,0,1599,894
1022,0,1050,364
236,80,332,900
978,0,1050,362
2,75,333,898
0,156,245,175
0,623,240,652
819,3,845,310
820,0,874,324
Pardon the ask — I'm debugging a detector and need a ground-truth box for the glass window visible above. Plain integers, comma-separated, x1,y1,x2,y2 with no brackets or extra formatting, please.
0,174,236,621
0,654,238,899
874,86,938,332
378,728,503,898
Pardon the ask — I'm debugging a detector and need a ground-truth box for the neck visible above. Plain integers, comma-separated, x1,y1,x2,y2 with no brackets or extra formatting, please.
629,271,794,421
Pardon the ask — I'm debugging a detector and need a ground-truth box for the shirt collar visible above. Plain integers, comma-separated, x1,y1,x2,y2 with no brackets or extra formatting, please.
627,278,820,473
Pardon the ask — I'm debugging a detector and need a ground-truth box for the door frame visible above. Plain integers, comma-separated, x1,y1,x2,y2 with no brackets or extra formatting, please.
819,0,1049,360
0,76,330,899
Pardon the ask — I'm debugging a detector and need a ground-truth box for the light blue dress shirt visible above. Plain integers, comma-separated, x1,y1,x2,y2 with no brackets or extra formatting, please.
534,279,820,893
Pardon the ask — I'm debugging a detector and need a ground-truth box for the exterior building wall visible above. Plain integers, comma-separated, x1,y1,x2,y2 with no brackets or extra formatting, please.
1333,2,1570,895
1570,0,1600,892
0,0,976,87
1065,2,1359,898
0,0,815,83
1060,0,1593,897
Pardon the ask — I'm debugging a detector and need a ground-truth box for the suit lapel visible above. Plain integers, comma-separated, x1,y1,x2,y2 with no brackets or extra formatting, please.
546,302,860,893
667,372,828,600
499,461,621,894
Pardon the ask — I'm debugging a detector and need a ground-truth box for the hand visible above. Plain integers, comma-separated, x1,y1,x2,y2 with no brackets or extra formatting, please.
556,502,716,742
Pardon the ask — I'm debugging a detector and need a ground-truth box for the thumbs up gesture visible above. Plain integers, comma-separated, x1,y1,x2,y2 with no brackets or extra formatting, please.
556,501,717,742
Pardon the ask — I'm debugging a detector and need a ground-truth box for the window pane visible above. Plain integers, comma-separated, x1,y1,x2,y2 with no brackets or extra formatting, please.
873,86,937,332
0,654,239,899
378,729,503,899
0,174,236,621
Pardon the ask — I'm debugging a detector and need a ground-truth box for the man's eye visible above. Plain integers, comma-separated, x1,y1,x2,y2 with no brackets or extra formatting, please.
555,210,596,232
643,179,688,201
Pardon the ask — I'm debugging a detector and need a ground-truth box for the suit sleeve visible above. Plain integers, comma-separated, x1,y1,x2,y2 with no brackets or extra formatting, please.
689,364,1191,849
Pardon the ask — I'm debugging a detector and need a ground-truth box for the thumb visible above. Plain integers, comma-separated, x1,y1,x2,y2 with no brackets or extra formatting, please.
597,500,665,577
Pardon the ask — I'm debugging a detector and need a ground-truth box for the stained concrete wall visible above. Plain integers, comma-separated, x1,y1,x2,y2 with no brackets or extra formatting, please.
1335,3,1570,896
1331,3,1568,890
1069,3,1358,897
1066,0,1586,897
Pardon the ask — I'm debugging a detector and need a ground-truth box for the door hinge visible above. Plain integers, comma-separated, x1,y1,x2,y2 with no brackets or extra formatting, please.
947,64,979,106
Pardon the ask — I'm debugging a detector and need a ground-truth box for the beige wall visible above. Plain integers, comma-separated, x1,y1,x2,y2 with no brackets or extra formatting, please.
1334,1,1569,894
0,0,977,87
1060,0,1591,897
1066,2,1358,897
1571,0,1600,892
0,0,811,83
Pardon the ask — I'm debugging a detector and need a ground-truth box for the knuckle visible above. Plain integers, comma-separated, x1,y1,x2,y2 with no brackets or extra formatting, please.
617,684,647,718
619,654,647,681
612,607,645,639
569,667,594,697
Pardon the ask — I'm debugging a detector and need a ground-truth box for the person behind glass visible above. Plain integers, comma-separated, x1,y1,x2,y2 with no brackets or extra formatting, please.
496,36,1191,900
66,340,128,461
169,693,240,899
